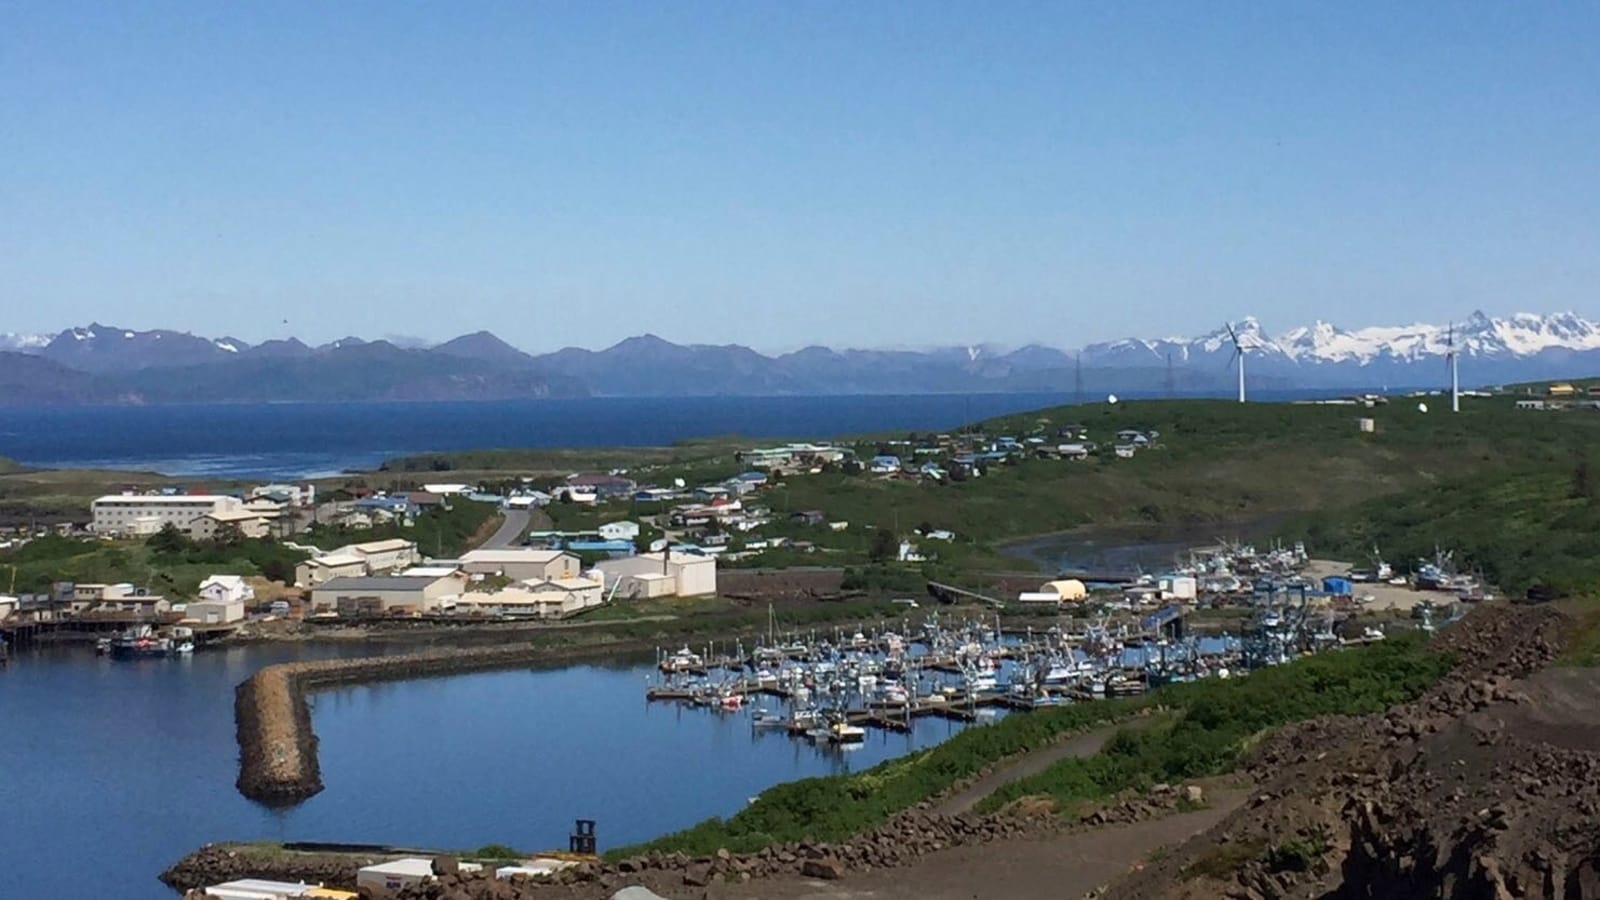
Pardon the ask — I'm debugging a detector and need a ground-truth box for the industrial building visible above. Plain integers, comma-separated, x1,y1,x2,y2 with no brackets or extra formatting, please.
454,576,605,618
1017,578,1089,605
596,551,717,599
294,539,421,588
91,494,244,537
459,548,580,582
310,572,466,615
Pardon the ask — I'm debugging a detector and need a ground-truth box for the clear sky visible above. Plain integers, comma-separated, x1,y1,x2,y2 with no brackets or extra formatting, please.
4,2,1598,352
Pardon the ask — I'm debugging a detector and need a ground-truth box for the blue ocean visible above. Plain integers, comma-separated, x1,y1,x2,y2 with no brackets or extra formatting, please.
0,391,1337,480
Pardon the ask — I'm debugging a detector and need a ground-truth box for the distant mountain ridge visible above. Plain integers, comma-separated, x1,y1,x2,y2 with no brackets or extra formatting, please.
1,310,1596,405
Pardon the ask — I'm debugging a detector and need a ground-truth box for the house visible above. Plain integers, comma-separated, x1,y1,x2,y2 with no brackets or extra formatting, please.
459,548,581,582
555,486,599,504
596,551,717,598
1549,383,1577,398
869,455,902,474
197,574,254,605
1114,445,1138,459
312,572,467,616
422,483,474,496
632,488,678,504
404,491,448,510
96,594,171,616
354,495,415,517
188,509,272,541
250,483,316,507
693,486,732,503
1116,430,1151,447
295,553,367,587
733,471,769,488
597,521,641,542
348,539,421,573
1515,399,1548,411
789,510,826,527
505,490,552,509
897,540,925,562
566,473,638,500
455,577,606,619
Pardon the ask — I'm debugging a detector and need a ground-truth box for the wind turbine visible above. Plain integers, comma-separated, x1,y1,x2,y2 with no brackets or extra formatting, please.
1446,322,1460,413
1226,322,1248,403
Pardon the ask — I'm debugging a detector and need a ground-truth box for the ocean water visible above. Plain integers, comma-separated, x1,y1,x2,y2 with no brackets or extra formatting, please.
0,391,1333,480
0,644,980,899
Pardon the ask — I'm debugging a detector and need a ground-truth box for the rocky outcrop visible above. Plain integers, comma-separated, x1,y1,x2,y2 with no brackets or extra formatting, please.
161,844,367,892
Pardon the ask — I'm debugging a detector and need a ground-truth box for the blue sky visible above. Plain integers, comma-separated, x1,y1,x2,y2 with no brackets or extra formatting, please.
4,2,1598,351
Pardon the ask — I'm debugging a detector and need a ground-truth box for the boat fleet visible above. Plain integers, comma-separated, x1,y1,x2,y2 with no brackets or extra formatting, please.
647,612,1246,746
95,624,195,659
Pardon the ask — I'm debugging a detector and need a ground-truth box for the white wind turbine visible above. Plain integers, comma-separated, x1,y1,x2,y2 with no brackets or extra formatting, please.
1446,323,1460,413
1226,322,1250,403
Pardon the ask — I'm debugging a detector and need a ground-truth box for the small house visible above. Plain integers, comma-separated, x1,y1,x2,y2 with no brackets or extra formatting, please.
598,521,641,542
790,510,826,527
198,575,254,605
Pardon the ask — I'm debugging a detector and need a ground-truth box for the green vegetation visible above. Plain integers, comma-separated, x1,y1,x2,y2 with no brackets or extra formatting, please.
470,843,522,862
613,634,1447,859
0,531,307,596
301,500,499,558
1287,461,1600,597
975,634,1447,815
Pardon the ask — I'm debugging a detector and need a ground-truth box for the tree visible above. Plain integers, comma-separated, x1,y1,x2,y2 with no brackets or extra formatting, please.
213,523,246,547
149,523,189,555
869,527,898,563
261,557,295,585
1574,457,1594,501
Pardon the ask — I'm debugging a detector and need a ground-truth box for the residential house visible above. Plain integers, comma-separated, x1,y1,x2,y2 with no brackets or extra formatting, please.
355,495,415,518
1515,399,1548,411
405,491,448,511
597,521,641,542
566,473,638,500
732,471,769,488
197,574,254,605
505,490,552,509
1549,383,1578,398
869,455,902,474
422,483,474,496
1114,445,1138,459
789,510,827,527
188,509,272,541
632,488,678,504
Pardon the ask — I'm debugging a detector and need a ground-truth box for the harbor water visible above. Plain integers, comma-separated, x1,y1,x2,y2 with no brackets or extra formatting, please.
0,643,986,900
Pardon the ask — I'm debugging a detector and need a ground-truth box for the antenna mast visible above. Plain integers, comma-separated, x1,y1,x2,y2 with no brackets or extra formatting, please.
1447,323,1460,413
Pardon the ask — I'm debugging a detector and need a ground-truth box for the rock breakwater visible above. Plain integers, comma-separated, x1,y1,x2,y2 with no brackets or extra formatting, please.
235,640,653,804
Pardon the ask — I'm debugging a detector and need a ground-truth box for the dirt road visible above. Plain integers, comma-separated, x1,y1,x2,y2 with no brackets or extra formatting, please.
931,723,1125,817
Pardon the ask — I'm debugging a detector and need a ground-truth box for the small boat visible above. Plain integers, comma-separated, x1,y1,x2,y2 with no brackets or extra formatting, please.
661,646,704,673
95,637,112,656
751,709,785,729
718,692,743,711
173,640,195,655
828,721,866,744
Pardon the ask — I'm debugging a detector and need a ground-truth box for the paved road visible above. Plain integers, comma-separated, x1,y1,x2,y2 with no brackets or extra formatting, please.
480,508,531,549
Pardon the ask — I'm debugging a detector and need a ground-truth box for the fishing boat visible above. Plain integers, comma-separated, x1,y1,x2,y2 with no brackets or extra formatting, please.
661,646,704,673
109,626,173,659
827,721,866,744
751,708,785,729
718,692,743,711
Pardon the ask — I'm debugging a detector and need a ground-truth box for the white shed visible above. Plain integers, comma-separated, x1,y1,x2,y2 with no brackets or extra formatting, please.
1158,575,1198,601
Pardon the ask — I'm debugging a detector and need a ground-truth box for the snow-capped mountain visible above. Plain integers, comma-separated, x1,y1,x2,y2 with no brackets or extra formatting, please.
0,332,49,352
1080,310,1600,387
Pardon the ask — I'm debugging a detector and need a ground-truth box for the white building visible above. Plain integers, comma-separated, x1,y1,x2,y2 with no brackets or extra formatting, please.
597,521,641,542
91,494,244,537
295,553,366,587
185,599,246,625
357,859,482,895
1159,574,1198,601
198,574,254,604
596,552,717,599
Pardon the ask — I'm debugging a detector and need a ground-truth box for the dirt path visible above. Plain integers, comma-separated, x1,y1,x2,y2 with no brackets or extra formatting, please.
711,793,1248,900
930,723,1126,817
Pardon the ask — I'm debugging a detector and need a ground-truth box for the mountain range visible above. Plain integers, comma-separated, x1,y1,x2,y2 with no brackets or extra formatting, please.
1,311,1596,405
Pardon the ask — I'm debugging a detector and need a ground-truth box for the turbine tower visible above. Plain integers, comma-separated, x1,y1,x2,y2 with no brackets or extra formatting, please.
1446,323,1460,413
1226,322,1248,403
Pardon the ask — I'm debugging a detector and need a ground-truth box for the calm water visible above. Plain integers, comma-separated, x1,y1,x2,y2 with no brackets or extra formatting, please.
0,390,1339,480
0,644,979,900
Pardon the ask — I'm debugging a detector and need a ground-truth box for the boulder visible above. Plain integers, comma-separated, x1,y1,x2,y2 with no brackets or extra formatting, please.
801,857,846,880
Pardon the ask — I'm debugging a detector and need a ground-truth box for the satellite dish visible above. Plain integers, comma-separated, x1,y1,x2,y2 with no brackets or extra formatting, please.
673,478,686,489
1417,402,1429,413
1107,394,1119,405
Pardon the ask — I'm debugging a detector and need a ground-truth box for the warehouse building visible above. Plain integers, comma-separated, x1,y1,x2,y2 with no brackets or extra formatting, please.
310,572,466,616
459,548,580,582
454,576,606,618
596,551,717,599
